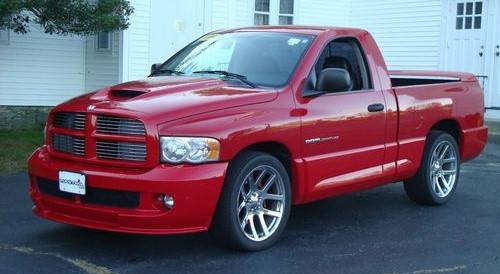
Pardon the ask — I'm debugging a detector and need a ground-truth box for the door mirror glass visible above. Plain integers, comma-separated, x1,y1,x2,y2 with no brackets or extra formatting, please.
316,68,352,93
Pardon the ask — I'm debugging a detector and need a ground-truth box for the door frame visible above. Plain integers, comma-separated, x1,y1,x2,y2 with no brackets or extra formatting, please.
490,0,500,109
439,0,498,108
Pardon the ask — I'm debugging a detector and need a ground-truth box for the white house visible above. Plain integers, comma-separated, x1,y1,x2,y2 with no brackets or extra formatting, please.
1,0,499,123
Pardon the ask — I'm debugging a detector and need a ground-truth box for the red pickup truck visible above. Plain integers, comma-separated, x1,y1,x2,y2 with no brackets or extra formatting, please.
28,26,487,251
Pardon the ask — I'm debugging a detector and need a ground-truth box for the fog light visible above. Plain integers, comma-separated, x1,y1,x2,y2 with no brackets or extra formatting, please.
162,194,174,209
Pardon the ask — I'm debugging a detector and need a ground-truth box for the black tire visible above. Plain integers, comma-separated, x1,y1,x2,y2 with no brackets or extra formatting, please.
212,151,291,251
404,130,461,205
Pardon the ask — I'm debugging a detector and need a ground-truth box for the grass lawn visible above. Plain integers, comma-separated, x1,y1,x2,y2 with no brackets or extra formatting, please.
0,130,43,175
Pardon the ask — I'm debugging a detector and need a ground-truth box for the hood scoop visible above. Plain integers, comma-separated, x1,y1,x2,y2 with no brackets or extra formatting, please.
110,89,146,100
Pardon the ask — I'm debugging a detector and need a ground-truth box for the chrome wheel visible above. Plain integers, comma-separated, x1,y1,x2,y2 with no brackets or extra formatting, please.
430,140,458,198
237,165,285,242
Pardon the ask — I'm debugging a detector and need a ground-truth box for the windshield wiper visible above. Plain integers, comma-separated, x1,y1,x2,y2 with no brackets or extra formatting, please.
150,69,185,76
193,70,257,88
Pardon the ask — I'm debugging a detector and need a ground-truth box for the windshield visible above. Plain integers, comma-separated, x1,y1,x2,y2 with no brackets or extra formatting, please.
152,32,315,87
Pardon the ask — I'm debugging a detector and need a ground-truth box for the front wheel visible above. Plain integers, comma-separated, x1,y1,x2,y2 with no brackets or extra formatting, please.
404,130,461,205
212,151,291,251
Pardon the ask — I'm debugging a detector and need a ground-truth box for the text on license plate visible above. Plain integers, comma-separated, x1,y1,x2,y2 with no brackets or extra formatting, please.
58,171,86,195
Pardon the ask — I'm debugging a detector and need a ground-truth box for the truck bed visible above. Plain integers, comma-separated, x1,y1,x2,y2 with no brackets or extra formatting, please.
390,69,485,169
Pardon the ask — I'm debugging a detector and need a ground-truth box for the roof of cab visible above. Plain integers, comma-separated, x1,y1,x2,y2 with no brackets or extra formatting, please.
215,25,367,35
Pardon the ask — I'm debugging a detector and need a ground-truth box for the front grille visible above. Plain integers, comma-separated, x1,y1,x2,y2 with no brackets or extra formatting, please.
50,113,148,162
96,115,146,136
96,141,146,161
52,134,85,156
53,112,86,130
36,177,140,209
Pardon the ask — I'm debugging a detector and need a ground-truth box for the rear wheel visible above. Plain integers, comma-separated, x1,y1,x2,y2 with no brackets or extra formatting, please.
404,130,460,205
212,151,291,251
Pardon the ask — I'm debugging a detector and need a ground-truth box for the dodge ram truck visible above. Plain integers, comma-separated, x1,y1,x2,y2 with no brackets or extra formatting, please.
28,26,488,251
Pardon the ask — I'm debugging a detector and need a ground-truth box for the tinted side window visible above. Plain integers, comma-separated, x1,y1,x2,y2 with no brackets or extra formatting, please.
313,38,372,91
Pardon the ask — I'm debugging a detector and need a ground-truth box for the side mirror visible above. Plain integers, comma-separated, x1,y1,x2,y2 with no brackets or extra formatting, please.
316,68,352,93
150,63,162,74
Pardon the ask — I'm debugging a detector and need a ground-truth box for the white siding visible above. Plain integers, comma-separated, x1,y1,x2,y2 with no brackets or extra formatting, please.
211,0,231,29
231,0,253,27
0,0,449,107
121,0,152,82
296,0,351,26
351,0,443,70
210,0,252,30
84,32,120,92
209,0,351,30
0,26,85,106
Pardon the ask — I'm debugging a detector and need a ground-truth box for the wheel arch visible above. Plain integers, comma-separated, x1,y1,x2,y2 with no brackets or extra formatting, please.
229,141,306,203
237,141,293,180
429,119,462,148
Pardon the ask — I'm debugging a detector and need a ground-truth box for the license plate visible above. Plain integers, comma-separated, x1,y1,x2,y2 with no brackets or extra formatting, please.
59,171,86,195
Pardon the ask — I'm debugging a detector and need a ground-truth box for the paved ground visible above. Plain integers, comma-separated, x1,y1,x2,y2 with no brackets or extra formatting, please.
1,144,499,274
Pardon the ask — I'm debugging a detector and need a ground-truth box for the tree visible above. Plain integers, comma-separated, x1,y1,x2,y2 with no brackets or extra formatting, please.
0,0,134,36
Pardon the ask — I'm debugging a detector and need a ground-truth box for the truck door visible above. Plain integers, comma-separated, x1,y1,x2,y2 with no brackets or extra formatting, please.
298,37,387,201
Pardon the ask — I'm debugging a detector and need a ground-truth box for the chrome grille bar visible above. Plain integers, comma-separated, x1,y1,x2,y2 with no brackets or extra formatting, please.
52,134,85,156
96,115,146,136
96,141,146,161
53,112,86,130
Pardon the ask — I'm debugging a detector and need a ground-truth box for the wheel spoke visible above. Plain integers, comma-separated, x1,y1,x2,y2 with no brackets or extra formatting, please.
432,152,439,162
439,175,450,192
439,144,449,160
442,157,456,164
253,169,266,189
238,200,246,212
263,193,284,201
247,175,256,191
248,215,259,239
442,169,456,175
433,145,442,159
261,174,276,193
434,177,445,196
262,208,281,218
240,213,249,229
258,213,269,236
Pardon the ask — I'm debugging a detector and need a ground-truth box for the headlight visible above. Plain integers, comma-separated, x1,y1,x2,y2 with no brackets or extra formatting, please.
160,136,220,164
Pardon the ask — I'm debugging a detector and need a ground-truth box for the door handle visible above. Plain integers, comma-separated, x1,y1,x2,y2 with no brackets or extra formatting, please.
368,103,385,112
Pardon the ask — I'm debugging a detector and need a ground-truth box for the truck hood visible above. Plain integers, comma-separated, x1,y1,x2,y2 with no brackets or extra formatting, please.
55,76,278,123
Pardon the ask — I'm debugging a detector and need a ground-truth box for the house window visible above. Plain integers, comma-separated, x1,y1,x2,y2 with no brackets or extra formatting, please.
96,31,111,50
279,0,294,25
456,1,482,30
0,29,9,44
254,0,270,25
254,0,294,25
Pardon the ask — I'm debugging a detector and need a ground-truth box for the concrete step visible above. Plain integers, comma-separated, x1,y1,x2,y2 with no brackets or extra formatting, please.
486,119,500,133
489,134,500,144
486,119,500,144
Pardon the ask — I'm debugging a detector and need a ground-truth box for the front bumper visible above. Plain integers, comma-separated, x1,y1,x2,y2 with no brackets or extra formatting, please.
28,147,227,234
